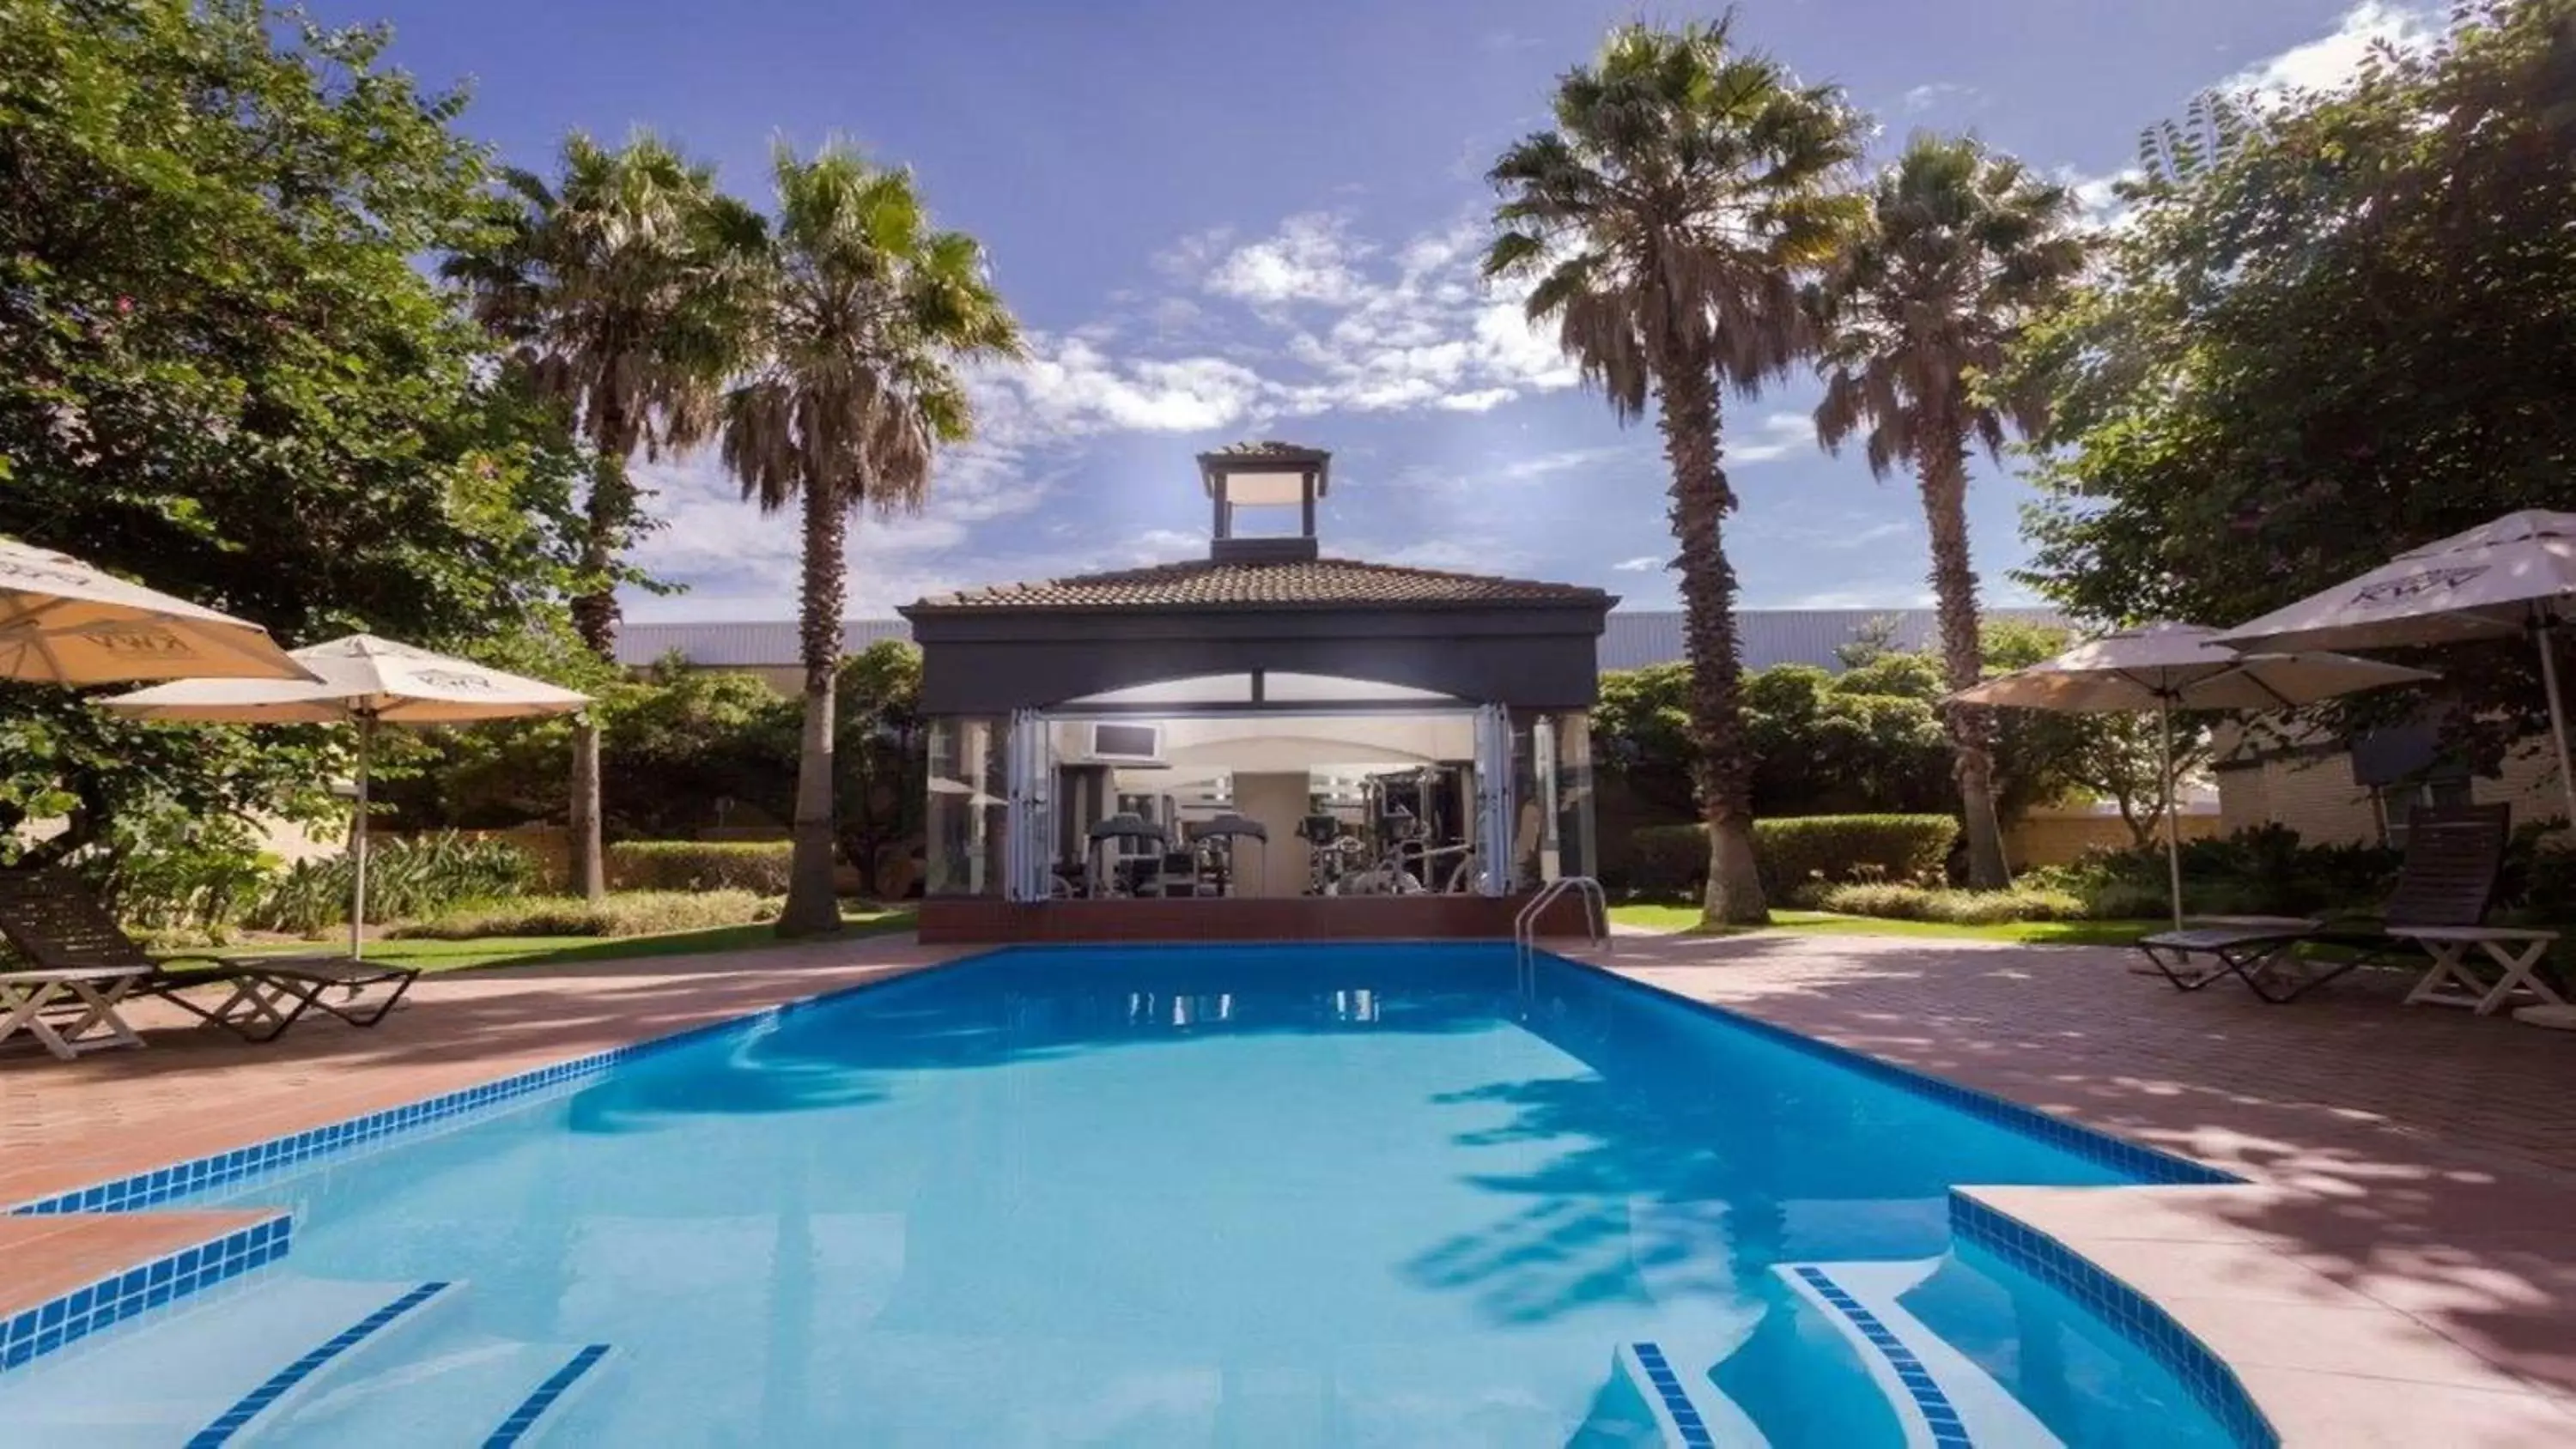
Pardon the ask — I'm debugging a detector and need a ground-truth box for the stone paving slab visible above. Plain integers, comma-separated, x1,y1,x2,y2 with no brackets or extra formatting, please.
1586,930,2576,1447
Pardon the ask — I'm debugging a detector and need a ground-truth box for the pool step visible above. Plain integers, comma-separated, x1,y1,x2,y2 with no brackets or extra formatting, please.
1613,1341,1771,1448
1775,1260,2063,1449
255,1337,615,1447
0,1276,459,1447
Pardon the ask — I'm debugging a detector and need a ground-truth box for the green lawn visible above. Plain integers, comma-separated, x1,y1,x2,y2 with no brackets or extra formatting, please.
1608,901,2161,946
222,907,916,973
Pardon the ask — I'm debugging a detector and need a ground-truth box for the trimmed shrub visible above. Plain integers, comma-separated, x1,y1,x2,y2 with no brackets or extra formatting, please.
608,840,795,894
1624,815,1961,902
392,889,780,940
1814,882,2086,925
248,831,538,935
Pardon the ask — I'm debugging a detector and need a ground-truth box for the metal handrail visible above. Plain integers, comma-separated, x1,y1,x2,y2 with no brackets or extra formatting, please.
1514,875,1608,993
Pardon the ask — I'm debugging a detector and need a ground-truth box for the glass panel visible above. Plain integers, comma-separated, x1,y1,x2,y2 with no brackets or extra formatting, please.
926,716,1005,897
1260,673,1458,703
1555,712,1597,882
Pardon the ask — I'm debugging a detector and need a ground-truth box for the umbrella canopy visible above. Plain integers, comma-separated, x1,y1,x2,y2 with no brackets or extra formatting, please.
1956,622,2433,926
0,538,317,685
2215,510,2576,827
2215,510,2576,653
100,633,588,723
1953,622,2433,712
100,634,590,958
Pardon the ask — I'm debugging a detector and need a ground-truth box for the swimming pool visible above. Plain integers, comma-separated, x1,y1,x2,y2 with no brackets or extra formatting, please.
1,944,2262,1446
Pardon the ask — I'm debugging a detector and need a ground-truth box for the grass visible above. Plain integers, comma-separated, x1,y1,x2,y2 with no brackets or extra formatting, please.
220,906,915,973
1608,901,2163,946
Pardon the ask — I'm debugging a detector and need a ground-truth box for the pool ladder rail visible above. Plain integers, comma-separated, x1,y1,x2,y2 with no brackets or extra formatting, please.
1514,875,1609,992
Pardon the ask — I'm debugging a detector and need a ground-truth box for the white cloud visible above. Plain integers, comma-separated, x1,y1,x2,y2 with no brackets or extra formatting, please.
1729,411,1820,466
1202,213,1372,307
1612,555,1664,573
1781,587,1936,609
1899,82,1980,113
1433,387,1516,413
2227,1,2441,95
2054,165,2139,232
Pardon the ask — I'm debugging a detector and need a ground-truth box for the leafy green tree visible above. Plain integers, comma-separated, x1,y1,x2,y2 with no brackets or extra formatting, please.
722,144,1021,935
1485,19,1866,925
2015,0,2576,767
1812,134,2086,888
0,0,587,868
443,131,765,900
832,640,925,898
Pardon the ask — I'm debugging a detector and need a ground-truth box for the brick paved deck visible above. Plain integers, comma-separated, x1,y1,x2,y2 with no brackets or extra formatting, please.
1585,931,2576,1447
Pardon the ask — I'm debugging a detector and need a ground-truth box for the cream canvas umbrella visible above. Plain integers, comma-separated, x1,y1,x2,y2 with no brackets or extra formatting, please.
1955,622,2433,926
101,635,589,957
2215,510,2576,829
0,538,316,684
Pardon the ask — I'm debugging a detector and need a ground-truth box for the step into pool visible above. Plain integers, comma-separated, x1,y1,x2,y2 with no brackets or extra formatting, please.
1,944,2261,1446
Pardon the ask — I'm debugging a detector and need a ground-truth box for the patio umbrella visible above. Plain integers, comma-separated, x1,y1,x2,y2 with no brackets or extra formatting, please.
1954,622,2433,927
100,634,590,958
0,538,316,684
2215,510,2576,829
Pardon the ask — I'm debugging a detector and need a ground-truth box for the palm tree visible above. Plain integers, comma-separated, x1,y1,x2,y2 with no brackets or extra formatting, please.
1485,21,1865,925
444,132,762,900
1812,134,2085,888
722,143,1021,937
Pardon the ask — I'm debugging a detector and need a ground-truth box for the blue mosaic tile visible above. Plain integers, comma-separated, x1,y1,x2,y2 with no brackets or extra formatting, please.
1789,1265,1974,1446
1950,1193,2277,1448
0,1213,292,1378
1625,1341,1715,1446
483,1343,612,1446
183,1281,447,1446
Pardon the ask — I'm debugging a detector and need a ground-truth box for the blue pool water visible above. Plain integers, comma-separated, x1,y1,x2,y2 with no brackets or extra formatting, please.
10,945,2249,1446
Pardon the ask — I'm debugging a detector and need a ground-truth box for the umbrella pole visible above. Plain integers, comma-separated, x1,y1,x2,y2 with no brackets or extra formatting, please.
2537,620,2576,833
2161,698,2184,931
350,715,373,961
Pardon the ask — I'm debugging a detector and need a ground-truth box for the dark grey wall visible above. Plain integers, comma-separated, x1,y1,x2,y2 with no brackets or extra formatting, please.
907,603,1608,713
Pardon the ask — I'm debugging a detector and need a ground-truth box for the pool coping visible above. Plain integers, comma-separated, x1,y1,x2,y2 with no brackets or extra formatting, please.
7,939,2521,1445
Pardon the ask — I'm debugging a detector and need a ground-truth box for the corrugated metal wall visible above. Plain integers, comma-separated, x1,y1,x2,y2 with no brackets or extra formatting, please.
620,608,2063,675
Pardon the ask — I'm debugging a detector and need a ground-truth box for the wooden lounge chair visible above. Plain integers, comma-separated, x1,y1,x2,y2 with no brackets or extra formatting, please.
2138,803,2514,1003
2134,803,2513,1003
0,869,418,1044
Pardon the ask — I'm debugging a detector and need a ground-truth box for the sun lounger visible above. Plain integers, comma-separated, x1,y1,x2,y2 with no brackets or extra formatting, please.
0,870,418,1044
2134,803,2513,1003
0,966,149,1060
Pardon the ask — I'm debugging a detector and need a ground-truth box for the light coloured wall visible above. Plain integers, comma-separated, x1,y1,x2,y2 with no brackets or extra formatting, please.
1228,773,1312,899
2216,739,2571,846
2007,809,2221,868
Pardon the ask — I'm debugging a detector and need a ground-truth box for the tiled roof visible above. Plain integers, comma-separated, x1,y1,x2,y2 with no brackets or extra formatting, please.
1203,440,1329,461
905,556,1612,613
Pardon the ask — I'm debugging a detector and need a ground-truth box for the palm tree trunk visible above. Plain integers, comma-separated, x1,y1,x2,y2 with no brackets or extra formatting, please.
779,481,846,937
1656,351,1768,926
565,442,633,904
1917,435,2007,888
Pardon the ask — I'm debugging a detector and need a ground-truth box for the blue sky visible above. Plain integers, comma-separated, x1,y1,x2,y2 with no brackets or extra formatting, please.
319,0,2439,621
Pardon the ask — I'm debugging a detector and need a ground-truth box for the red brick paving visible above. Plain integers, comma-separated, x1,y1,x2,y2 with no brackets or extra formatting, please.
1586,931,2576,1446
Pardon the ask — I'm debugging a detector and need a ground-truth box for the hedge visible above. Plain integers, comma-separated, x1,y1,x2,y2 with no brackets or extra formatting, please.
1812,882,2085,925
608,840,794,894
394,889,779,939
1627,815,1960,901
